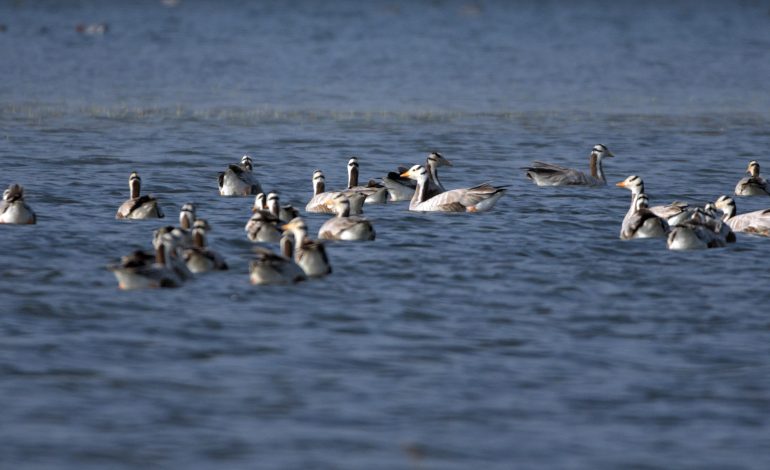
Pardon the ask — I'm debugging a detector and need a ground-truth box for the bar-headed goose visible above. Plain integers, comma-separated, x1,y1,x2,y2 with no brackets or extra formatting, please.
108,233,184,289
116,172,164,219
616,175,688,222
714,195,770,236
249,234,307,285
525,144,614,186
734,160,770,196
345,157,388,204
266,192,299,222
619,194,669,240
667,206,736,250
304,170,364,215
218,155,262,196
245,210,282,243
281,217,332,277
0,184,36,224
184,219,228,273
382,151,452,201
318,194,376,241
399,165,507,212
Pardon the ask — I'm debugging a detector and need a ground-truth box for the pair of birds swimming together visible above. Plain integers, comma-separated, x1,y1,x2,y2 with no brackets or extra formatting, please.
523,144,770,249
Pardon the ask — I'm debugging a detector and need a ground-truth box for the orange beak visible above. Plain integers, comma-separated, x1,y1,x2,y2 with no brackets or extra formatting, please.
400,170,410,178
615,181,627,187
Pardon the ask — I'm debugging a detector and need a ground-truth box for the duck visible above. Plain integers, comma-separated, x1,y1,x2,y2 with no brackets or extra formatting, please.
382,151,453,201
734,160,770,196
218,155,262,196
0,184,36,224
619,194,669,240
304,170,364,215
249,234,308,285
266,192,300,222
115,172,164,219
345,157,388,204
245,210,282,243
524,144,614,186
108,233,184,289
615,175,689,222
183,219,228,273
667,206,736,250
281,217,332,277
713,195,770,236
318,194,376,241
399,165,507,212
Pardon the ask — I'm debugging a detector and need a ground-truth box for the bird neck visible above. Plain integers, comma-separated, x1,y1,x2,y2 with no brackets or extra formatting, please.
130,179,141,199
348,166,359,189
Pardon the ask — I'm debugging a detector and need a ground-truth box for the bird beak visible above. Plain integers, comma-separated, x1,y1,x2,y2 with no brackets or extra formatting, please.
400,170,411,178
615,181,626,187
606,151,615,158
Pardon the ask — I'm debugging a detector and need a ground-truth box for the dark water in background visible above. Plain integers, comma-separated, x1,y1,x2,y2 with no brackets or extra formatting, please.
2,1,770,469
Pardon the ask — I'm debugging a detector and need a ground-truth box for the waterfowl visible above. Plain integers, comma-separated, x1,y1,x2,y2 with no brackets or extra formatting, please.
667,206,736,250
714,195,770,236
108,234,183,289
400,165,507,212
616,175,688,222
345,157,388,204
183,219,228,273
304,170,364,215
245,210,282,243
152,226,194,280
115,172,164,219
0,184,36,224
382,151,452,201
282,218,332,277
525,144,614,186
734,160,770,196
218,155,262,196
318,194,376,241
619,194,669,240
266,192,300,222
249,234,307,285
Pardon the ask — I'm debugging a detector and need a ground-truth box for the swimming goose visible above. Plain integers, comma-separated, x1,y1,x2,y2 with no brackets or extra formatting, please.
382,151,452,201
152,226,194,280
318,194,376,241
667,206,736,250
345,157,388,204
0,184,36,224
266,192,300,222
734,160,770,196
525,144,614,186
714,195,770,236
282,217,332,277
304,170,364,215
108,234,184,289
616,175,688,222
183,219,228,273
115,172,165,219
245,210,282,243
619,194,669,240
218,155,262,196
400,165,507,212
249,234,307,285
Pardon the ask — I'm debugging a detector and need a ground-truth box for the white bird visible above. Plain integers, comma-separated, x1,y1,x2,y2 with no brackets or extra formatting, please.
115,172,164,219
304,170,364,215
281,217,332,277
249,234,307,285
615,175,688,223
318,194,376,241
218,155,262,196
0,184,36,224
183,219,228,273
400,165,507,212
245,210,282,243
714,195,770,236
382,151,453,201
525,144,614,186
345,157,388,204
108,233,184,289
734,160,770,196
619,194,669,240
667,206,736,250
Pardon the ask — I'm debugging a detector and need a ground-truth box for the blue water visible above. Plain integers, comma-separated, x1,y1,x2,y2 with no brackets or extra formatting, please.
2,1,770,469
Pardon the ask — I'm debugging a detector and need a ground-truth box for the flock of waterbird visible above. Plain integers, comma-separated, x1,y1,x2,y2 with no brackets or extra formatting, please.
2,145,769,289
